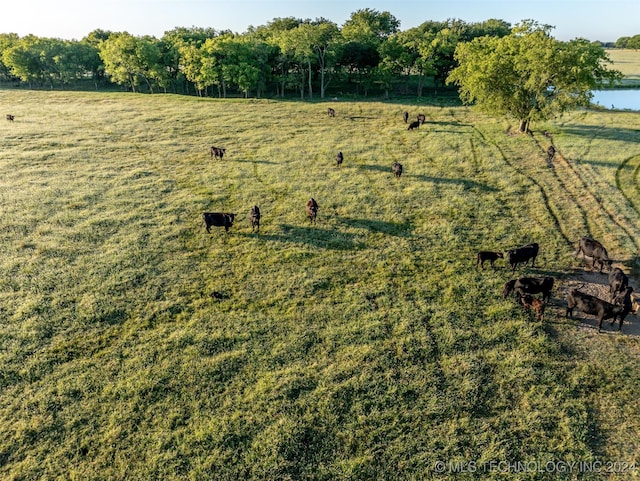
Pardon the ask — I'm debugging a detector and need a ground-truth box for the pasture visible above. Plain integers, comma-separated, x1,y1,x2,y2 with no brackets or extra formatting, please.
606,48,640,86
1,90,640,480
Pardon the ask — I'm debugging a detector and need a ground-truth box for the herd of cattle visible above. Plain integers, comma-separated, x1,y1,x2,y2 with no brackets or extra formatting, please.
201,106,637,333
490,237,639,332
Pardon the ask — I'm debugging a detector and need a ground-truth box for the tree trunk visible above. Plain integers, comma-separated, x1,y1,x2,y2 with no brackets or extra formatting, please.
307,59,312,99
519,119,529,133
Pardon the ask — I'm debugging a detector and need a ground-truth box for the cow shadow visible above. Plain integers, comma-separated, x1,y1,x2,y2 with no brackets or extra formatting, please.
249,224,363,250
358,164,394,173
413,175,498,192
560,124,640,143
232,158,278,165
427,120,472,128
336,216,413,237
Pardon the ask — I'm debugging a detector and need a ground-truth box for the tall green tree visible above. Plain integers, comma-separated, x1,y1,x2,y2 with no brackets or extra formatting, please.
99,32,162,93
447,21,622,133
0,33,19,81
2,35,54,87
278,19,340,99
340,9,399,94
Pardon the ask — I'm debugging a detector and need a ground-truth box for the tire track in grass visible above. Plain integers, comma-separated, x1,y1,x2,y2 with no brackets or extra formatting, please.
552,134,640,252
462,119,576,249
615,153,640,216
529,133,593,240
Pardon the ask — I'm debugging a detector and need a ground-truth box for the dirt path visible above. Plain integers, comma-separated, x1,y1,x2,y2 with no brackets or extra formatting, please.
548,259,640,337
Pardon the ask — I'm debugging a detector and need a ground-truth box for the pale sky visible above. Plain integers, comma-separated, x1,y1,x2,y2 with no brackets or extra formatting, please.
1,0,638,42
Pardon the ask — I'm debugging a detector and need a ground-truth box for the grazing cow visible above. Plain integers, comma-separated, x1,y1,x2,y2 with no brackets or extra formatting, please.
403,111,409,123
306,198,319,224
476,251,503,269
336,151,344,168
566,288,625,332
202,212,235,233
327,108,336,117
502,276,554,303
210,146,226,159
407,120,420,131
6,114,15,121
574,236,612,273
612,286,637,330
250,205,261,233
608,267,629,301
417,113,426,125
547,145,556,162
392,162,403,178
507,242,539,273
520,294,545,321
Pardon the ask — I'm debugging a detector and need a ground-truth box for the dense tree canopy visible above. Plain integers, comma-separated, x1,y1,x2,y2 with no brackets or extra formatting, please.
0,13,625,103
447,21,622,132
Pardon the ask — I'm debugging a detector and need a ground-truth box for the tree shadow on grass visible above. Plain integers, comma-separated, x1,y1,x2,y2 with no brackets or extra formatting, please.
560,124,640,143
231,158,278,165
239,224,364,250
412,174,498,192
336,216,413,237
358,164,395,173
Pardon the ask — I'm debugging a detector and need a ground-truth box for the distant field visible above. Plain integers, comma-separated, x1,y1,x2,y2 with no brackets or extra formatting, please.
1,90,640,480
606,48,640,84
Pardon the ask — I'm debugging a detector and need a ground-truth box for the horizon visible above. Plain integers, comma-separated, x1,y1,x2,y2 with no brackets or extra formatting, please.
1,0,639,43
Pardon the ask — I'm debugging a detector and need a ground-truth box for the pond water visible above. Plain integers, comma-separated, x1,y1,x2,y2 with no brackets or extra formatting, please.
591,89,640,110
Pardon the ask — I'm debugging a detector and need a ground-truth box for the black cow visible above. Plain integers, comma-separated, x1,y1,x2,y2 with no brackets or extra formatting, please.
575,236,612,272
403,111,409,123
507,242,539,273
502,276,554,303
250,205,261,233
306,198,319,224
202,212,235,233
327,108,336,117
566,288,626,332
407,120,420,131
608,267,629,301
336,151,344,168
612,286,637,330
392,162,403,178
417,113,426,125
547,145,556,161
211,146,226,159
6,114,15,121
477,251,503,269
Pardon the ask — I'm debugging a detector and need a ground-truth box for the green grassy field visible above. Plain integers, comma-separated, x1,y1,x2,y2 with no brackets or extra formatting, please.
606,49,640,85
1,90,640,480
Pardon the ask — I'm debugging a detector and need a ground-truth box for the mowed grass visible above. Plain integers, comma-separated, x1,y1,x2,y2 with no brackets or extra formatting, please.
606,48,640,85
1,90,640,480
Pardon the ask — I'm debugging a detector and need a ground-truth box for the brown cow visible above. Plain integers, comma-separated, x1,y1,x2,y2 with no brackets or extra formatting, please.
306,198,319,224
574,236,612,272
520,294,545,321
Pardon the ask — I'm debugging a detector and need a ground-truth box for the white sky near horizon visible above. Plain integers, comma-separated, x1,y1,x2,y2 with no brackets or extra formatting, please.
0,0,638,43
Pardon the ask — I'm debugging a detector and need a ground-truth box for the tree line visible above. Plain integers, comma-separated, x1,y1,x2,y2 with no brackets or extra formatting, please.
0,10,517,97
